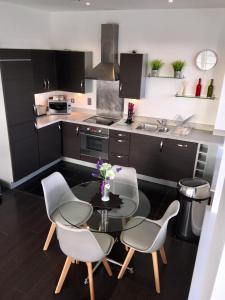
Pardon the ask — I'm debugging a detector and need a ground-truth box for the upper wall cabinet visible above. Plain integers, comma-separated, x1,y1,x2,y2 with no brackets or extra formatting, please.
31,50,57,94
119,53,147,99
55,51,93,93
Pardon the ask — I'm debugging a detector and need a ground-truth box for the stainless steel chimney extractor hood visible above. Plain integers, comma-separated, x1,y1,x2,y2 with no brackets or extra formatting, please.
86,24,119,81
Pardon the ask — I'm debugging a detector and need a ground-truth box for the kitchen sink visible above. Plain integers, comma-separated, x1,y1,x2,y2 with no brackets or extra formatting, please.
136,123,158,132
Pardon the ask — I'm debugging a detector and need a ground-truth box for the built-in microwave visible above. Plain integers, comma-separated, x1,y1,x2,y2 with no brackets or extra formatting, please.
48,100,72,115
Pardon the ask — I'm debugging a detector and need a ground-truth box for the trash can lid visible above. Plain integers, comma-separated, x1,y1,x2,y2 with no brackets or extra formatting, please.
179,178,209,188
178,178,210,200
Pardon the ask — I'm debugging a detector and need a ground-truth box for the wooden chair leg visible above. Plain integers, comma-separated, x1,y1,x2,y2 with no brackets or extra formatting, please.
160,246,167,265
55,256,72,294
102,258,113,277
152,251,160,294
43,223,56,251
118,248,135,279
86,262,95,300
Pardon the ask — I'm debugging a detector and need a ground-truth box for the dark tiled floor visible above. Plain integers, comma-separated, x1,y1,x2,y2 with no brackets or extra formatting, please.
0,162,198,300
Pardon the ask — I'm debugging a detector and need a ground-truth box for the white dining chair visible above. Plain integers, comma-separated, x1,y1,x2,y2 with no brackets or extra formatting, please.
117,200,180,294
108,165,139,220
41,172,93,251
55,222,114,300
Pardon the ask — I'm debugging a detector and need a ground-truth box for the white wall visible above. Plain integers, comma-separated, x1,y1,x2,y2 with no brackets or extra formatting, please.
0,2,50,49
50,9,225,125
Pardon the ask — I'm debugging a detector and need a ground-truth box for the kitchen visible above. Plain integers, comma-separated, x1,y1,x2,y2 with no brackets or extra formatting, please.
0,1,225,300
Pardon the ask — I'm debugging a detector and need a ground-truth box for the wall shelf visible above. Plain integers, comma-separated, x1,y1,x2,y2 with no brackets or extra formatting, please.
147,75,184,79
175,93,216,100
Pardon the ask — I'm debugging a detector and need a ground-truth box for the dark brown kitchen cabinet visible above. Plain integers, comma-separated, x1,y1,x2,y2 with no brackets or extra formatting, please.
129,133,162,178
109,130,130,167
31,50,57,93
38,123,62,167
0,60,35,126
0,59,39,181
55,51,92,93
119,53,147,99
10,124,39,181
161,139,198,181
62,122,81,159
129,133,197,181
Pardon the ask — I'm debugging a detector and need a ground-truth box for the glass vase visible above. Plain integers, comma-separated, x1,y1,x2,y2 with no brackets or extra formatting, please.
101,182,110,202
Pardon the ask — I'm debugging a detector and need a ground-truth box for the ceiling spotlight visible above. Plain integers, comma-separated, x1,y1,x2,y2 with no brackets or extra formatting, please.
86,1,91,5
168,0,174,3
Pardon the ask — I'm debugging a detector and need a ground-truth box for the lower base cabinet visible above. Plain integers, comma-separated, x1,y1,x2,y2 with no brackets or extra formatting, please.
62,122,80,159
38,123,62,167
129,133,198,182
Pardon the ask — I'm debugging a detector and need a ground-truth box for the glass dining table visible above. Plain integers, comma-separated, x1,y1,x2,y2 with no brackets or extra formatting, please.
58,180,151,283
59,180,151,234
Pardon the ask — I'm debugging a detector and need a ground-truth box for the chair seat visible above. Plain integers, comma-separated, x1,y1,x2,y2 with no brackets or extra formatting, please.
51,201,93,226
108,197,137,219
93,232,114,256
120,217,161,252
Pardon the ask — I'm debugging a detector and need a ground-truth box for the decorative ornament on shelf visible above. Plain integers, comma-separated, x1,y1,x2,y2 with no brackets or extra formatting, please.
126,102,135,124
92,159,122,202
171,60,185,78
207,79,214,98
149,59,164,77
195,78,202,97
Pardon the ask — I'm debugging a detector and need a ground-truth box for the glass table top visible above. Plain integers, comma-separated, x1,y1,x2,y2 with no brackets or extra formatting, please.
58,181,151,234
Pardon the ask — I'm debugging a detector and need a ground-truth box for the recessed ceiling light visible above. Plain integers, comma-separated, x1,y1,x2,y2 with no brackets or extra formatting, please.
86,1,91,6
168,0,174,3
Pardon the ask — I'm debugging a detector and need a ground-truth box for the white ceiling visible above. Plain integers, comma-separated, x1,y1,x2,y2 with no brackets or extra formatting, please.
1,0,225,12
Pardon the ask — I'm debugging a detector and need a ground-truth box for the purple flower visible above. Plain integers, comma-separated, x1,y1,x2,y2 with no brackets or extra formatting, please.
116,167,122,173
100,181,105,195
96,158,104,170
92,170,100,179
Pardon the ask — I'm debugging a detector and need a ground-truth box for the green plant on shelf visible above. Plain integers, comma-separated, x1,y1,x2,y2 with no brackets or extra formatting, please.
149,59,164,70
171,60,186,72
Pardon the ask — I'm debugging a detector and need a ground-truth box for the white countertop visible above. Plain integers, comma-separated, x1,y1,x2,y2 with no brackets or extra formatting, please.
36,109,224,145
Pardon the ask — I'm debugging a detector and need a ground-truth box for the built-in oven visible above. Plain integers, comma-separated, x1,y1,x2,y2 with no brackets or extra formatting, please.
80,125,109,160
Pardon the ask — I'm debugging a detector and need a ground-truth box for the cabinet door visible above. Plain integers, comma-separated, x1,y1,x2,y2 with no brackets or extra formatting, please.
119,53,145,99
32,50,57,93
56,51,85,93
161,139,198,181
38,123,62,167
0,60,35,126
129,133,162,177
9,122,39,181
62,122,80,159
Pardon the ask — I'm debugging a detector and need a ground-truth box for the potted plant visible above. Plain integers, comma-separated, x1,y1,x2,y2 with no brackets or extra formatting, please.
149,59,164,77
172,60,185,78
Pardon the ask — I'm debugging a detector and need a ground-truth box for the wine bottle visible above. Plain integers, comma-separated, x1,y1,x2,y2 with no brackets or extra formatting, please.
207,79,214,98
195,78,202,97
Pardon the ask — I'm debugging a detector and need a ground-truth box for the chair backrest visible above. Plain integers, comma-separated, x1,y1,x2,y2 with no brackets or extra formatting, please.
41,172,75,221
56,222,106,262
110,165,139,206
148,200,180,253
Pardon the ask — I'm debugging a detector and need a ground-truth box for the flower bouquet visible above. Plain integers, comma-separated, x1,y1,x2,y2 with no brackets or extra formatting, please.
92,159,122,201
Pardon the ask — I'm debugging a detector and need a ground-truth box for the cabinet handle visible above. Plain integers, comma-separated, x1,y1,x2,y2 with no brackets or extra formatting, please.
76,126,80,135
117,139,126,143
33,104,37,115
80,80,83,88
117,133,126,137
43,79,47,89
119,83,122,92
177,143,188,148
160,140,164,152
58,124,61,130
47,80,50,89
116,155,124,158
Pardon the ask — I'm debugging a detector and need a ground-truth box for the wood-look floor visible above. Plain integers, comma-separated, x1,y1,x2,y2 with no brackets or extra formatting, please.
0,162,198,300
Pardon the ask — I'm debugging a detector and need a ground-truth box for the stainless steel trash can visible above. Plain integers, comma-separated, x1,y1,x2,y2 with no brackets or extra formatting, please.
176,178,210,242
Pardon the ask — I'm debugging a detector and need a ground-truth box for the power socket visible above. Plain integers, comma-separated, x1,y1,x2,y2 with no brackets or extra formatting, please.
87,98,92,105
